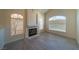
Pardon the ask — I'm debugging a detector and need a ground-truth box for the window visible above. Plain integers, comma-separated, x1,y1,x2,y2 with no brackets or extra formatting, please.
11,14,23,36
49,16,66,32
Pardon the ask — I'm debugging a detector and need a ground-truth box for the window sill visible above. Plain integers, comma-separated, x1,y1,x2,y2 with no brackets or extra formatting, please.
49,29,66,32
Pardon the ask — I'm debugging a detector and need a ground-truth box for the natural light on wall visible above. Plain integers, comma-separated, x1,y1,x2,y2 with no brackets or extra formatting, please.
11,14,23,36
39,18,44,30
49,16,66,32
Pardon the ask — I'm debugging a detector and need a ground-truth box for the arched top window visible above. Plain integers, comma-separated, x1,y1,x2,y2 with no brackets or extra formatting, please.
49,16,66,32
49,16,66,21
11,13,23,19
11,13,24,36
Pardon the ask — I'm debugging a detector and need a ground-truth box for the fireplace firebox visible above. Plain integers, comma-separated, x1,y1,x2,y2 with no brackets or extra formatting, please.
29,28,37,37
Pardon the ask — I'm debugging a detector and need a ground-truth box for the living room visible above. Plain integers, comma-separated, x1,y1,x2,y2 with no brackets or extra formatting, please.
0,9,79,50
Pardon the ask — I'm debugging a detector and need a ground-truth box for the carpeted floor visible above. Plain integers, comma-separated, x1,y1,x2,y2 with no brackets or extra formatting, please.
4,32,79,50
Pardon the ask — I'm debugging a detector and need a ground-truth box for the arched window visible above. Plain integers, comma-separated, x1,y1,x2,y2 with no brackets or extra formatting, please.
49,16,66,32
11,13,23,36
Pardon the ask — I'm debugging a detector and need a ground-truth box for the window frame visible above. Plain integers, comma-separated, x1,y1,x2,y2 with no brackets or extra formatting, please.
10,14,24,36
48,16,66,32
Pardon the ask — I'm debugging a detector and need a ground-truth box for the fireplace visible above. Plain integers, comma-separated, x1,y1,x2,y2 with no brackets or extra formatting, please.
25,26,39,39
29,28,37,37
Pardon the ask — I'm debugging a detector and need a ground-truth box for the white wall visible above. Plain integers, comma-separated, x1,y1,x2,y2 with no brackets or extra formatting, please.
38,12,44,32
25,9,45,33
0,28,5,49
77,10,79,44
45,9,76,39
26,10,37,26
0,10,6,49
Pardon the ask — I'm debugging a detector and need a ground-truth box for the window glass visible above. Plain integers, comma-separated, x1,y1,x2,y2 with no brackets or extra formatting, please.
49,16,66,32
11,14,23,36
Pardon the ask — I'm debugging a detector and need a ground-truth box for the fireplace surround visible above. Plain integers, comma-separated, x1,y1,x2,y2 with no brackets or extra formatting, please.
25,26,39,39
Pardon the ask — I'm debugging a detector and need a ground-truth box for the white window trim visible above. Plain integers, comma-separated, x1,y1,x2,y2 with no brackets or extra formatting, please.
48,16,66,32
